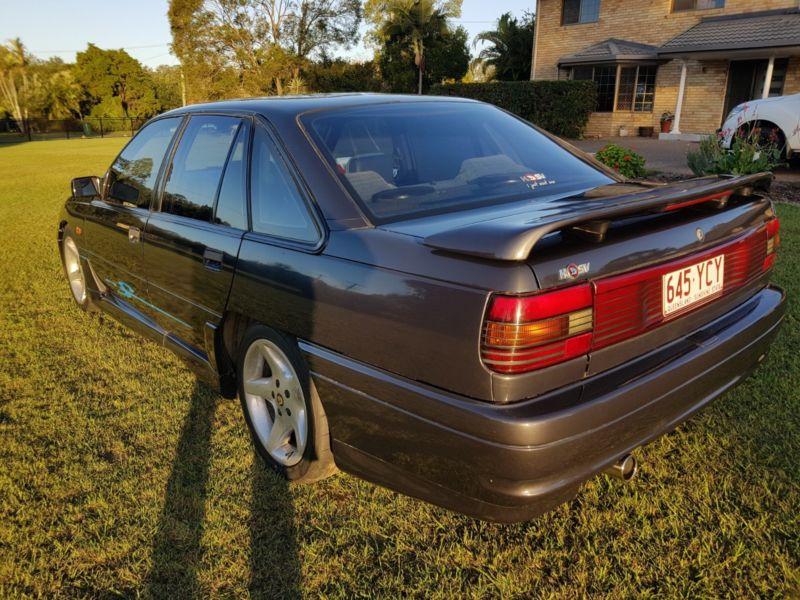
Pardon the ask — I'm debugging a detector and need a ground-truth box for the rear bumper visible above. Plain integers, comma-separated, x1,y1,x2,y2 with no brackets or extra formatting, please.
303,285,786,522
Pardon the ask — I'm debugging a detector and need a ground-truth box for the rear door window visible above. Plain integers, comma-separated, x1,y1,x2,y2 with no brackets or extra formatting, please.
106,117,180,208
214,121,249,230
162,115,240,221
249,125,319,243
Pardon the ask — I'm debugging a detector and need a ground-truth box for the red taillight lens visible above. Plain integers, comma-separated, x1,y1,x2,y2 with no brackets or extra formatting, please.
593,228,767,349
764,217,780,270
482,285,593,374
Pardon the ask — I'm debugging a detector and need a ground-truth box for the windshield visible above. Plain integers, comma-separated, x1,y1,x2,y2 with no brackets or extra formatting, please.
302,102,614,222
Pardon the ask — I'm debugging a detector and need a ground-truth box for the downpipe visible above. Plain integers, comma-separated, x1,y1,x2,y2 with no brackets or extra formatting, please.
604,453,638,482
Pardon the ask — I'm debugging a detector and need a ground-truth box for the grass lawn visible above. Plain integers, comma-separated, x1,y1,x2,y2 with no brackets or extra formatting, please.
1,138,799,598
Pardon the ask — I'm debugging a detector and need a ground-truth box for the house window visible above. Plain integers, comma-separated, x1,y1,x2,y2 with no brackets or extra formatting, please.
673,0,724,12
616,66,658,112
572,65,617,112
563,0,601,25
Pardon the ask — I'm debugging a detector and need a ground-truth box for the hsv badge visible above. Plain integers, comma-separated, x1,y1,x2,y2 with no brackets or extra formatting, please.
559,261,590,281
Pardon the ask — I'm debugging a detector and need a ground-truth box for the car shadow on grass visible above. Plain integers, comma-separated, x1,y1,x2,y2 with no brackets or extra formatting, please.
143,382,301,598
249,459,301,599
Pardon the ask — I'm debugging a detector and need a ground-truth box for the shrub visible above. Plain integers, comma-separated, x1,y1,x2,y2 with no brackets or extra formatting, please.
595,144,647,179
303,60,382,93
429,80,596,138
688,131,784,177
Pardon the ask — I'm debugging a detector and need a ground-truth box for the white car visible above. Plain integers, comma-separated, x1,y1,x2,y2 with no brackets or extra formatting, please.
720,92,800,159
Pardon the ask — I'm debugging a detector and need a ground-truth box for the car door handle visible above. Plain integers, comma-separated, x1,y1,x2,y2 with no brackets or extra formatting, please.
202,248,224,271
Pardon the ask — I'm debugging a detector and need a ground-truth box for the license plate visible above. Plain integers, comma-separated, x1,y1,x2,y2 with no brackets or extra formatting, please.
662,255,725,317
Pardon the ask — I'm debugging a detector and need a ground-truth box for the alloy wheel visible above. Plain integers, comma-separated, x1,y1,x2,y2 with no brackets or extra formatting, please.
242,338,308,467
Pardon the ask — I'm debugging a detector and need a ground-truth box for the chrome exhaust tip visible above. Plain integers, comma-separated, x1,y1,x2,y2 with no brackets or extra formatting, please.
604,454,638,482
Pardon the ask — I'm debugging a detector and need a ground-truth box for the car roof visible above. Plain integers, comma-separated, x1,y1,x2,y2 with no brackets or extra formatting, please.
159,92,479,119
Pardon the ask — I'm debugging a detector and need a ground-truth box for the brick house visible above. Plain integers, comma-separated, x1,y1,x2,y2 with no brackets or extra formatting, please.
530,0,800,138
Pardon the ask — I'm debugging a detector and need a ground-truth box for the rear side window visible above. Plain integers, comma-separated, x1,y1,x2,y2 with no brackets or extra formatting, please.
214,121,249,229
303,102,613,223
106,117,180,208
162,115,240,221
250,125,318,243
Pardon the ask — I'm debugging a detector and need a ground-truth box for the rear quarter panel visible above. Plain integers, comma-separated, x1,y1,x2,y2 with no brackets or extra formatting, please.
226,228,540,401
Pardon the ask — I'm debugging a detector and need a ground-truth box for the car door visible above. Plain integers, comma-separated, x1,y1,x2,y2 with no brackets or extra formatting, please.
81,116,182,316
143,114,249,359
225,119,324,340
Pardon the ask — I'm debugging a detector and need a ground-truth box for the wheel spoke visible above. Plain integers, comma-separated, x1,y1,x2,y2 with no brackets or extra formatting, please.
244,377,273,398
265,413,291,453
288,406,306,450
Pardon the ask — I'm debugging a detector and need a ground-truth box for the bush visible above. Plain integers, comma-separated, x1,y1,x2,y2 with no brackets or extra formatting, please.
688,131,784,177
303,60,382,93
429,80,597,138
595,144,647,178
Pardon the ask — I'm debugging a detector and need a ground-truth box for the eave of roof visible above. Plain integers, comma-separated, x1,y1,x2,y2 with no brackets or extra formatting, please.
558,38,661,67
659,8,800,56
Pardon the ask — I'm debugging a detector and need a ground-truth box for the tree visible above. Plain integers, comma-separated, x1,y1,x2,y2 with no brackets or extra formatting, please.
149,65,184,112
364,0,460,39
0,39,37,127
286,0,362,58
474,11,535,81
74,44,160,117
36,67,82,119
168,0,362,101
378,0,455,95
378,23,468,93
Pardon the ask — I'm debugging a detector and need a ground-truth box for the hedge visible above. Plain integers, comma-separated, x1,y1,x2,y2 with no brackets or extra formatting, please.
429,80,597,139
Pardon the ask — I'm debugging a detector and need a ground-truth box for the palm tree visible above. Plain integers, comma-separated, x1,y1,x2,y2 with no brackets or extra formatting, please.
0,39,34,131
474,12,535,82
379,0,450,95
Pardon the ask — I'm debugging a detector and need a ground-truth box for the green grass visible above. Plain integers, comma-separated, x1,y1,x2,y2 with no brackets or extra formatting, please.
1,138,799,598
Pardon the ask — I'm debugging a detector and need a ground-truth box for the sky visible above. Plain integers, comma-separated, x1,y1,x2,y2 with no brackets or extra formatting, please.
0,0,534,67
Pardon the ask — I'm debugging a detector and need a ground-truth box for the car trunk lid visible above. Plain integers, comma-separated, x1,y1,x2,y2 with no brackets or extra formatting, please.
403,173,778,389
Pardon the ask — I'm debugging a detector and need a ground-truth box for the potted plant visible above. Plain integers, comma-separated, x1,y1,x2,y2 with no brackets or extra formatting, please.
660,111,674,133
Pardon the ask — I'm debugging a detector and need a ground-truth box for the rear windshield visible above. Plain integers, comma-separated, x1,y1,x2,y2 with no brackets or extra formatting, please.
302,102,614,222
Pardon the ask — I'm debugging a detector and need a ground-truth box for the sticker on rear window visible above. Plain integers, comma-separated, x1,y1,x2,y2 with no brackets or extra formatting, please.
521,173,556,189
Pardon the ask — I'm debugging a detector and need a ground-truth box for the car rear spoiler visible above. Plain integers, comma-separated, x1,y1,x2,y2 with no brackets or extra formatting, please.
422,173,772,261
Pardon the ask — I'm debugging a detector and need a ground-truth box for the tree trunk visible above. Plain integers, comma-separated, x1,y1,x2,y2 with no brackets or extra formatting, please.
180,68,187,107
418,64,423,95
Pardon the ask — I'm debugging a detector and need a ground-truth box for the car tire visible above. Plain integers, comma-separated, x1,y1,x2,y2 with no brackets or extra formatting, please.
236,324,337,483
60,233,92,311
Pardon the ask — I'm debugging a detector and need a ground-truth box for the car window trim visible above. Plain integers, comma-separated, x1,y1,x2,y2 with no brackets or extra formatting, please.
153,115,191,213
245,117,326,253
211,118,252,230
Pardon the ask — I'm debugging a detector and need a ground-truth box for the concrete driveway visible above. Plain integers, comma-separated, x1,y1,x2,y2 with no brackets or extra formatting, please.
570,136,800,182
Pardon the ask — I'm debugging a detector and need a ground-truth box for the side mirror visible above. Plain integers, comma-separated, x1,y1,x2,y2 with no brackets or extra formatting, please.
71,176,101,199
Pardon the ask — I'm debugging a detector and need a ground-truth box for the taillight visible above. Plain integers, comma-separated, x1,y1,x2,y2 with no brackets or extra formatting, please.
482,223,776,376
764,217,780,270
481,284,593,374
